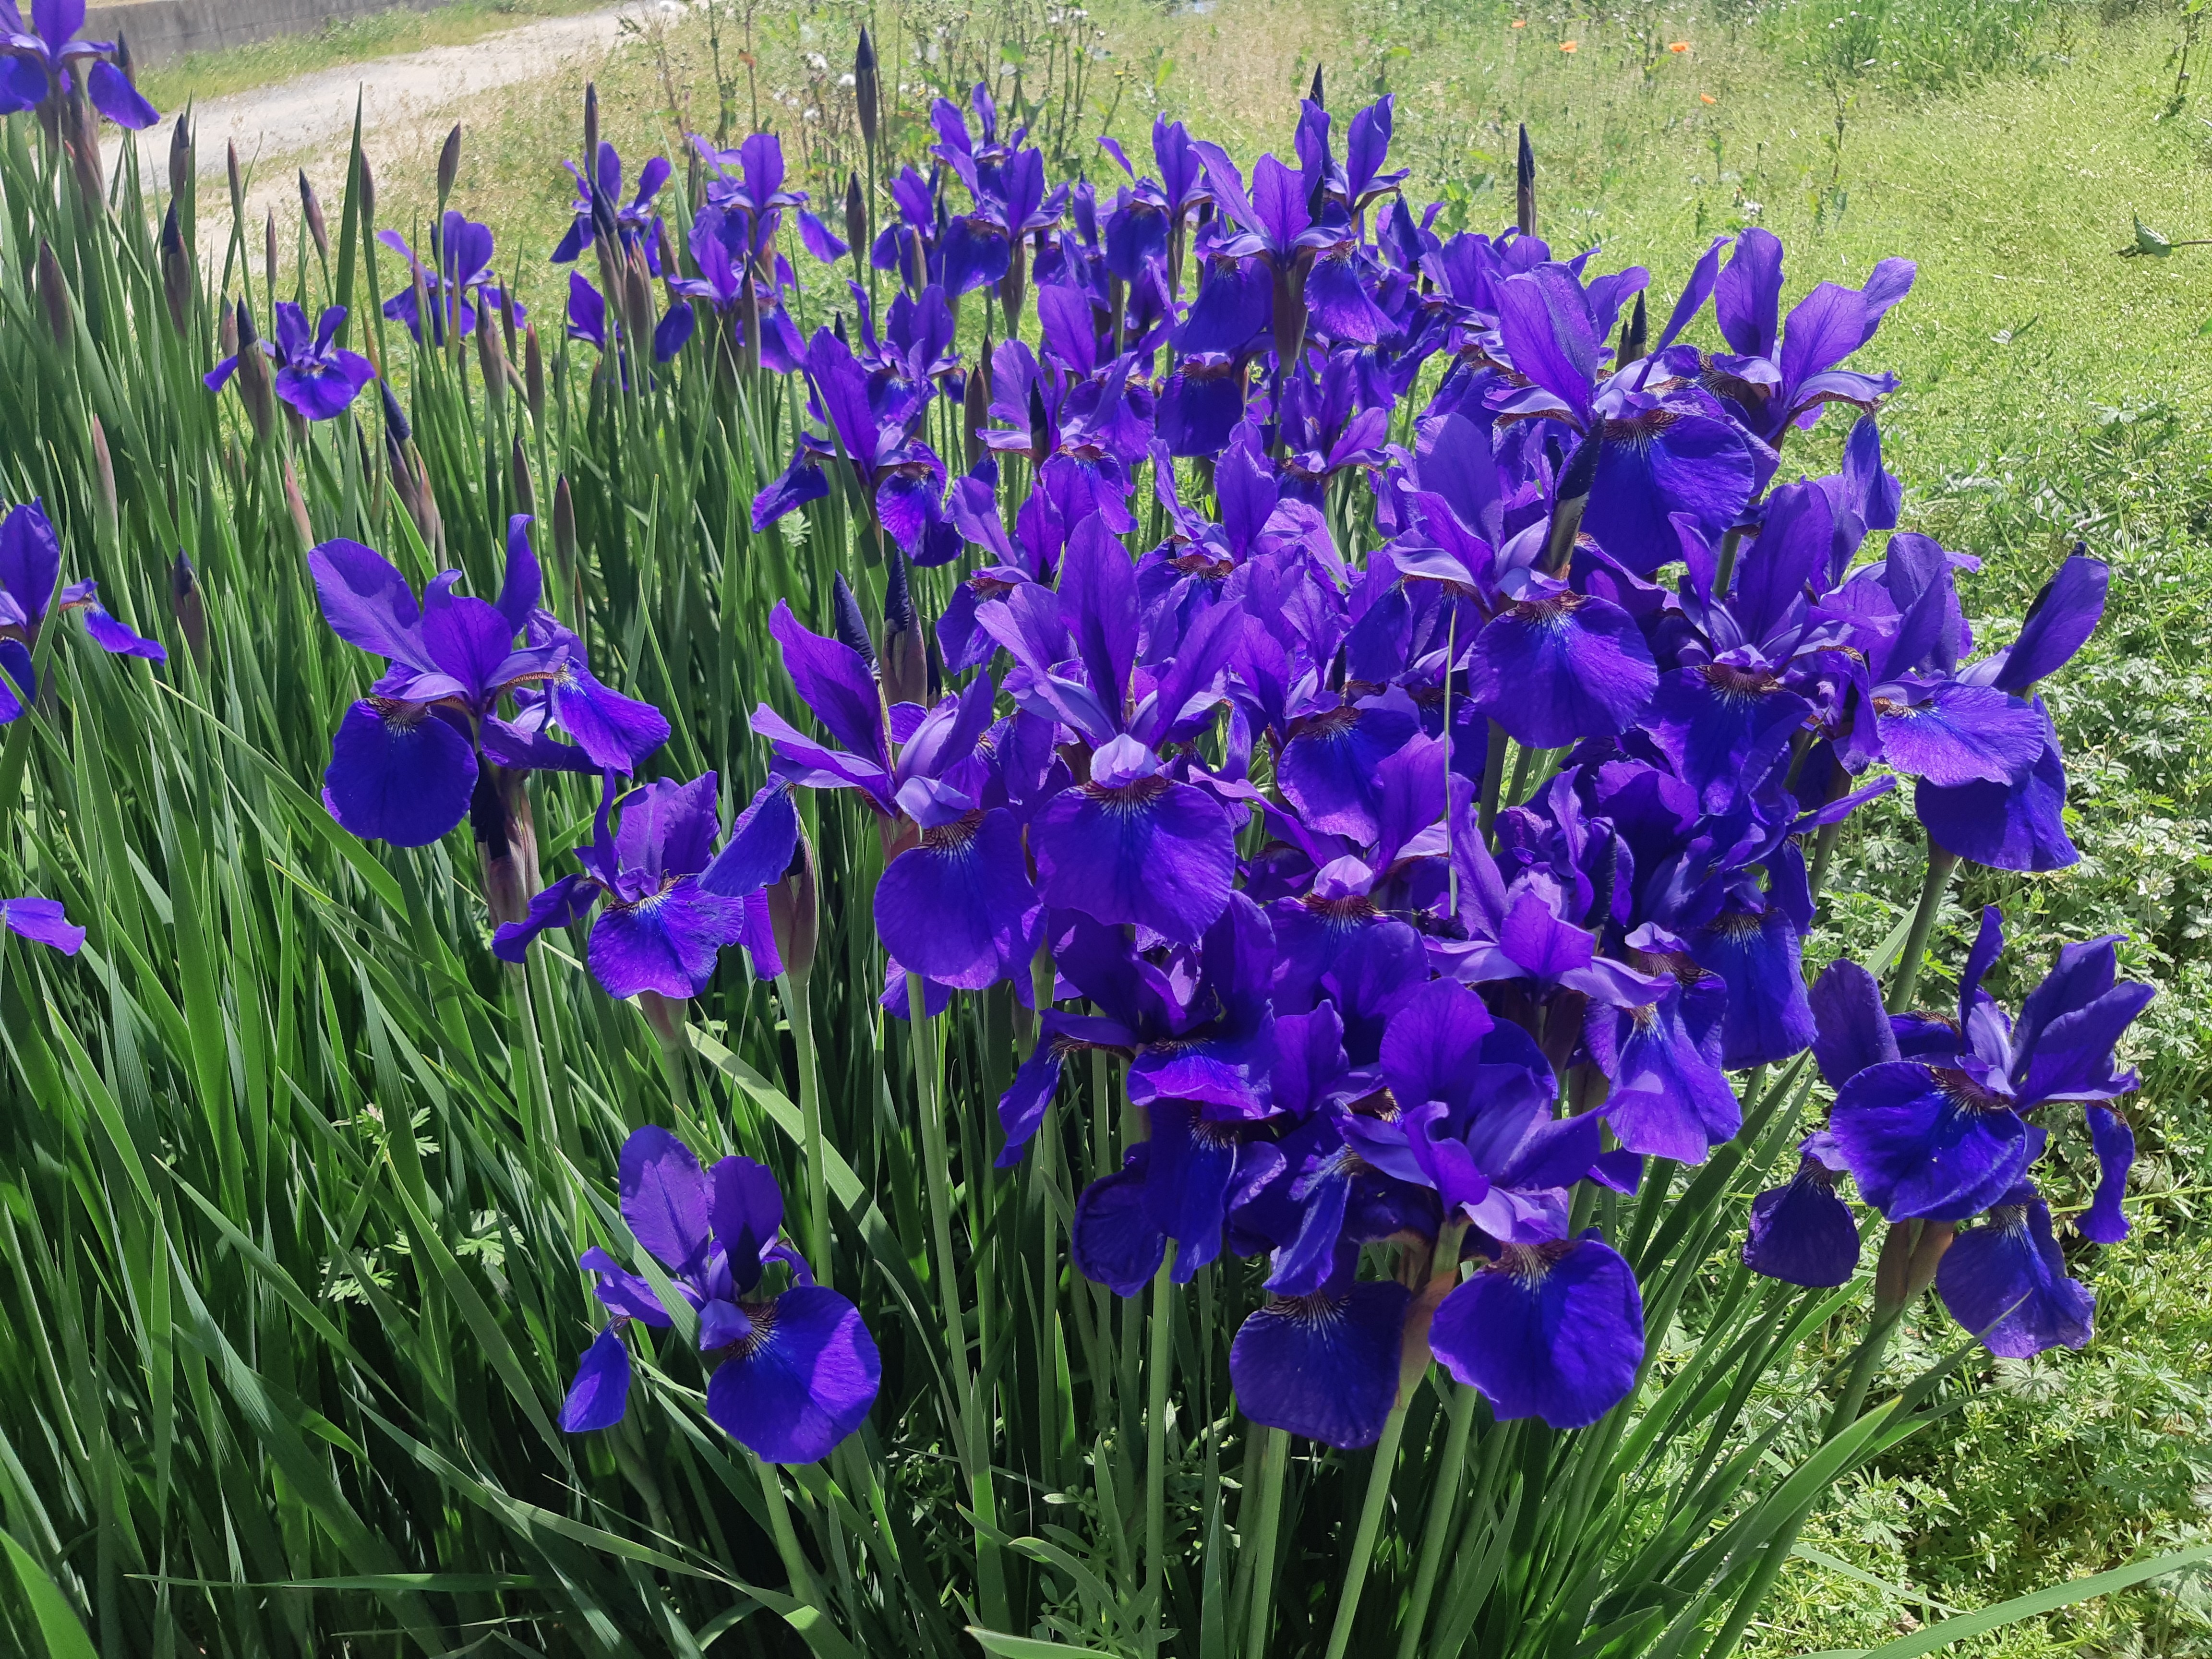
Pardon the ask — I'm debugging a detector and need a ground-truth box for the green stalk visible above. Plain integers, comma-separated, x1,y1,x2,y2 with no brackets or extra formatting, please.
780,971,831,1287
1145,1244,1178,1654
1887,843,1961,1012
1242,1427,1290,1659
755,1453,826,1612
1476,719,1512,846
905,969,1009,1632
1322,1399,1411,1659
1394,1379,1480,1659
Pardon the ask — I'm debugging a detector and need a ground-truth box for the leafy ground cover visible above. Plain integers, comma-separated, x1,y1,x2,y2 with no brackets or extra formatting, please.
3,0,2210,1654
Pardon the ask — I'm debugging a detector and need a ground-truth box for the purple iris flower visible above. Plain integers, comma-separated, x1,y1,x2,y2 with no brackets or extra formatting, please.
1041,896,1279,1214
1703,228,1917,446
1486,263,1756,576
1824,908,2150,1226
552,141,671,271
0,0,158,127
1429,1232,1645,1430
940,145,1066,299
0,499,164,723
206,302,377,421
565,271,694,368
378,213,522,345
752,327,958,559
310,520,667,847
493,772,792,1000
1230,1243,1413,1449
1911,550,2108,872
0,894,84,954
977,516,1254,945
562,1128,880,1464
667,207,807,372
751,594,1039,992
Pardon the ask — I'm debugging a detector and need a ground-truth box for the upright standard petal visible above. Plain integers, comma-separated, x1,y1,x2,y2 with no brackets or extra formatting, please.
619,1126,715,1276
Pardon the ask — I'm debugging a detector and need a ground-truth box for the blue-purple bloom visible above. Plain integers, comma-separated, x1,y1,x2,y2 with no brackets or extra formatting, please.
562,1128,880,1463
0,894,84,954
0,499,164,724
0,0,158,128
207,302,377,421
310,519,666,847
493,772,791,999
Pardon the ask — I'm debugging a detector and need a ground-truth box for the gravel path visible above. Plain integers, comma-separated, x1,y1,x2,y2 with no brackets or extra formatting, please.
102,5,648,250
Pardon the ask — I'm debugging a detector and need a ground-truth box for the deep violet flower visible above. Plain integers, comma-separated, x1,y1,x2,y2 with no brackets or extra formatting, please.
1742,1133,1861,1287
1429,1234,1645,1430
0,895,84,954
562,1127,880,1464
0,500,164,724
1934,1182,2094,1358
551,141,671,271
378,212,523,345
310,520,666,847
1824,908,2151,1225
206,302,376,421
0,0,159,127
493,772,793,999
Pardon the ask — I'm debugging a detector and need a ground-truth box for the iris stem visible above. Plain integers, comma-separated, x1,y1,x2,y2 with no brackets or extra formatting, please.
1395,1379,1480,1659
1476,719,1512,847
780,970,831,1287
1322,1397,1410,1659
905,970,1009,1632
754,1454,825,1613
1886,843,1960,1012
1241,1427,1289,1659
1145,1244,1178,1655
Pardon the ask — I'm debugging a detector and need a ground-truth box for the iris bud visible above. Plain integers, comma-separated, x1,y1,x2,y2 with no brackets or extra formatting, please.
1516,123,1537,238
159,203,191,334
170,551,207,671
90,417,117,541
299,169,329,259
525,322,546,425
854,30,879,155
843,172,866,272
35,239,72,347
437,122,463,205
511,436,534,520
769,827,819,988
883,548,926,707
964,331,992,471
168,110,191,206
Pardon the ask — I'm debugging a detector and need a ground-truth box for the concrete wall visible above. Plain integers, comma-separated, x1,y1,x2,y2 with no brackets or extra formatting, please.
85,0,443,66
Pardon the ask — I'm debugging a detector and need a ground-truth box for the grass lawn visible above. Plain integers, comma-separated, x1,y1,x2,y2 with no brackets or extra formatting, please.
108,0,2212,1650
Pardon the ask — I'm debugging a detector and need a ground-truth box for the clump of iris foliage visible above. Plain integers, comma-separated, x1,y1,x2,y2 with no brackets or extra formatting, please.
0,7,2203,1657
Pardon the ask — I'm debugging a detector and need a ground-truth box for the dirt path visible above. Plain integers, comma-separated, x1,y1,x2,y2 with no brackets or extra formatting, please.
104,5,646,252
